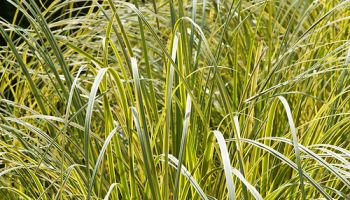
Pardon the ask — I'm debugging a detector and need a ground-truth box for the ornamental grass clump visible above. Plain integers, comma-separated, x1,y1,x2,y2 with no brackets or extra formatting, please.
0,0,350,199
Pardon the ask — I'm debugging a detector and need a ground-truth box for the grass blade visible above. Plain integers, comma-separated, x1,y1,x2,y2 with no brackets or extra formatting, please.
85,68,108,190
166,155,209,200
174,94,192,200
277,96,306,200
213,130,235,200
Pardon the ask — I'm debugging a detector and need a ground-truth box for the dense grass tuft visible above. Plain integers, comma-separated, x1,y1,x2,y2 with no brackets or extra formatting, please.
1,0,350,199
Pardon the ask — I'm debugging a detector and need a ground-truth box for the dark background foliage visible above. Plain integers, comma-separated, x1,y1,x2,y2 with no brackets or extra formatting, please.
0,0,28,45
0,0,100,45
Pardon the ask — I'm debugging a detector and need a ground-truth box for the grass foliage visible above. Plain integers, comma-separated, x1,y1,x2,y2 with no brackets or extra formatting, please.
1,0,350,199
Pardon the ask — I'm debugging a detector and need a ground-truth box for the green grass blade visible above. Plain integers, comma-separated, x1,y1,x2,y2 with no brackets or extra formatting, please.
231,167,263,200
232,138,332,199
174,94,192,200
277,96,306,200
104,183,119,200
167,155,209,200
85,68,108,191
213,130,235,200
89,127,120,196
131,107,160,200
163,32,179,199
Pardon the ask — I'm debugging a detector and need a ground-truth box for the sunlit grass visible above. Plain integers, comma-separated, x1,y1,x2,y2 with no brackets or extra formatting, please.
1,0,350,199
